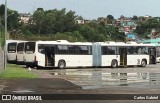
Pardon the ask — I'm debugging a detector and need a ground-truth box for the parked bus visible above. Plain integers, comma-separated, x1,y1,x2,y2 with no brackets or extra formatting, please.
7,40,20,63
100,42,156,68
16,41,27,64
141,38,160,62
24,40,156,68
24,40,92,68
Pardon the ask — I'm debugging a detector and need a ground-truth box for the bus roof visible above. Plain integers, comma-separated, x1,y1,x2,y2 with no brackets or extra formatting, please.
25,40,155,47
27,41,92,46
100,42,155,47
7,40,27,44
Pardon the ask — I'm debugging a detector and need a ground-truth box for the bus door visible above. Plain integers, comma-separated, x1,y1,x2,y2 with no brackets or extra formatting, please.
119,47,127,67
148,47,156,64
45,46,55,66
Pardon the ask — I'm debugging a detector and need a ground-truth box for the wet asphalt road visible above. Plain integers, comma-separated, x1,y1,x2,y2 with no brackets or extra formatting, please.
1,64,160,103
46,63,160,90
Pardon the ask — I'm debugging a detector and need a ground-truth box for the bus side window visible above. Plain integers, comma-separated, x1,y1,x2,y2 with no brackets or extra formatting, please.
142,47,147,54
128,47,134,54
57,45,68,54
135,47,142,54
38,44,45,54
79,46,88,54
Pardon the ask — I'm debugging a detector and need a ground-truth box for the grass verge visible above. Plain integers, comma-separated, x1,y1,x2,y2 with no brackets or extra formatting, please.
0,64,37,78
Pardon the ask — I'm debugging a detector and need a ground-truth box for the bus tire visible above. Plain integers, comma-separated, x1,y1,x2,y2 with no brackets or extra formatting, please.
111,60,118,68
58,60,66,69
141,59,147,67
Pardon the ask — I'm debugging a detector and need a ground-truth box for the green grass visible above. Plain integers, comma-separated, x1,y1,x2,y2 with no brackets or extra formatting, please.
0,64,37,78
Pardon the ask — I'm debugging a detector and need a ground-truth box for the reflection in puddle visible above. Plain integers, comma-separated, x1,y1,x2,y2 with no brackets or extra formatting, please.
12,90,34,93
50,70,160,89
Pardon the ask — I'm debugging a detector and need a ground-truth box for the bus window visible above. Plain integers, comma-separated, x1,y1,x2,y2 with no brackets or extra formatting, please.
109,47,116,54
141,47,148,54
135,47,142,54
102,46,108,55
17,43,24,54
38,44,45,54
8,43,17,53
79,46,89,54
57,45,68,54
68,45,79,54
25,42,35,54
102,46,117,55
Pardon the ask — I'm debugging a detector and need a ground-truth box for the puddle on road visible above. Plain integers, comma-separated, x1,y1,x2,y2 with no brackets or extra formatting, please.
12,90,34,93
50,70,160,89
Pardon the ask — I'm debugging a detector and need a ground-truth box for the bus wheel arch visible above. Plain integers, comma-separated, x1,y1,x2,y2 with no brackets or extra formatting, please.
111,59,118,68
141,59,147,67
58,60,66,69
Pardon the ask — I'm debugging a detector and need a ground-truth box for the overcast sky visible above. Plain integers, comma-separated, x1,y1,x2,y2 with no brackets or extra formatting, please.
0,0,160,19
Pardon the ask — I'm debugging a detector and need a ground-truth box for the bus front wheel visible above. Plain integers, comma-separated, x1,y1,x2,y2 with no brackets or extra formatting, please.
111,60,118,68
58,60,66,69
141,59,147,67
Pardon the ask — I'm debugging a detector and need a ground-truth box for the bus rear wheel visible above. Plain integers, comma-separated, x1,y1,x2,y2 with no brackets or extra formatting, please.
58,60,66,69
111,60,118,68
141,59,147,67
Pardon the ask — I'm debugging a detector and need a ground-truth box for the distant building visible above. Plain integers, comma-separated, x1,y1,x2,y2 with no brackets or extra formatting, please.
76,20,85,24
116,15,137,34
75,19,90,24
19,13,31,24
126,33,136,41
138,15,152,22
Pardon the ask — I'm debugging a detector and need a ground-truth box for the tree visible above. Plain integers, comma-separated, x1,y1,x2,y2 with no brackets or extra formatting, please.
97,17,107,26
0,4,5,16
41,11,56,34
107,15,114,24
134,17,160,38
76,16,83,20
32,8,45,34
107,15,114,20
0,4,126,42
63,10,77,32
0,4,20,31
132,15,138,20
7,10,20,30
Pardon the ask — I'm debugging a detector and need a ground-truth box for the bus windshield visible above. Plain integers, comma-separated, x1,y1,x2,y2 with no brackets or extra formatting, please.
7,42,17,53
25,42,35,54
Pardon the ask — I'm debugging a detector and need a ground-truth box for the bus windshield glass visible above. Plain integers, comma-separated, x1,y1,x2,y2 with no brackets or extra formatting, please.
7,42,17,53
25,42,35,54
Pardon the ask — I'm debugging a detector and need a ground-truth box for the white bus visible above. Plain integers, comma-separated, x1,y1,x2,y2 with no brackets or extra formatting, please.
24,40,92,68
100,42,156,68
24,40,156,68
141,39,160,63
16,41,27,64
7,40,20,63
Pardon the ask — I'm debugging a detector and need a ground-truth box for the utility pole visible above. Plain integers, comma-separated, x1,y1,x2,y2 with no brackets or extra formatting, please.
4,0,7,69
